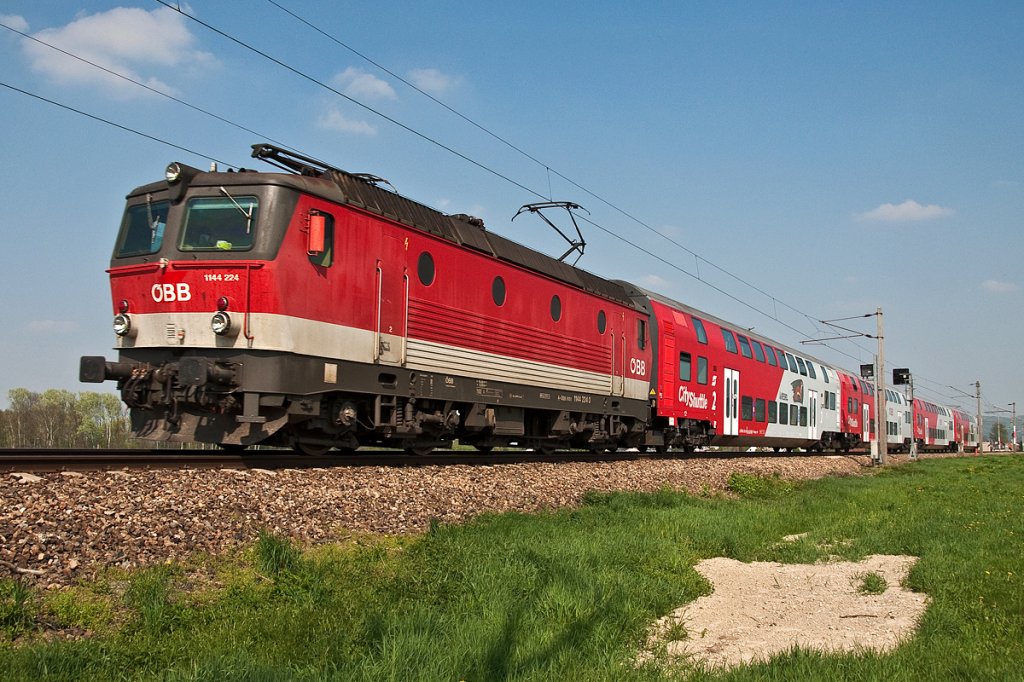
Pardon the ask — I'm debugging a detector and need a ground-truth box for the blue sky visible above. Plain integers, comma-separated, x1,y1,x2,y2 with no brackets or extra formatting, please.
0,2,1021,418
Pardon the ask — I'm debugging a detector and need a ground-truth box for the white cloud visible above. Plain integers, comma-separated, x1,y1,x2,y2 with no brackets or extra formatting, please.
332,67,396,101
21,6,214,98
857,199,953,223
981,279,1017,293
407,68,461,96
1,14,29,32
317,108,377,136
641,274,672,291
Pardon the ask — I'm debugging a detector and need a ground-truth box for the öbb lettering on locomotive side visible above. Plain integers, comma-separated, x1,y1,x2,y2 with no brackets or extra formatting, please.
79,144,978,456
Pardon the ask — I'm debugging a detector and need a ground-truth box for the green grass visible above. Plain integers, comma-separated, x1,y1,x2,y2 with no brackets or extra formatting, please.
0,456,1022,680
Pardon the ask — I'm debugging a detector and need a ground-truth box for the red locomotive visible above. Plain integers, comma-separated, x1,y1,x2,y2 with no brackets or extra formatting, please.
81,144,976,455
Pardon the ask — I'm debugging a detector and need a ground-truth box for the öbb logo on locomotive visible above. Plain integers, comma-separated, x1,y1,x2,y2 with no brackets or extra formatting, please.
151,283,192,303
78,143,978,457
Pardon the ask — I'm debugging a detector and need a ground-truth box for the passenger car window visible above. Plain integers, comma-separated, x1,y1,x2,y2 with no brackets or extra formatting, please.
721,329,738,353
796,357,808,376
691,317,708,344
697,356,708,384
764,346,778,367
786,353,799,373
750,340,766,362
679,352,692,382
117,200,170,257
737,335,753,359
741,396,753,421
180,196,257,251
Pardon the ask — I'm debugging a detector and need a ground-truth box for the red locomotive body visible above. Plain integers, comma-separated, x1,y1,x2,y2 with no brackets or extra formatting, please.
81,146,651,454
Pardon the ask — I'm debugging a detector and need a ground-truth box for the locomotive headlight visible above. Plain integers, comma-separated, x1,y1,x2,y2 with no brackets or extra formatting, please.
211,311,232,335
165,162,182,184
113,313,132,337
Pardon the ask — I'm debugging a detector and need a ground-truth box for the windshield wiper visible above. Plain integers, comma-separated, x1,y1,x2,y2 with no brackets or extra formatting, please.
219,186,254,233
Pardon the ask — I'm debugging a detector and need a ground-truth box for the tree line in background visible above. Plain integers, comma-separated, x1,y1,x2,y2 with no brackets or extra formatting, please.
0,388,132,448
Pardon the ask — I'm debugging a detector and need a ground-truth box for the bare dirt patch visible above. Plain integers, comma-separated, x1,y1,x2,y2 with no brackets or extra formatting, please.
644,554,929,670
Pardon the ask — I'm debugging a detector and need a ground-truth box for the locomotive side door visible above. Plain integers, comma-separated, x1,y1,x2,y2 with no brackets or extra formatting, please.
375,234,409,366
723,368,739,436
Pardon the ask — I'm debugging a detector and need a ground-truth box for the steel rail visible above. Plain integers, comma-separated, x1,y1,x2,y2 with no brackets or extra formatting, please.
0,447,866,474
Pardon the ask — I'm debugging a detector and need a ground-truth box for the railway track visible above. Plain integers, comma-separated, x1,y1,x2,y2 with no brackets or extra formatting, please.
0,447,797,473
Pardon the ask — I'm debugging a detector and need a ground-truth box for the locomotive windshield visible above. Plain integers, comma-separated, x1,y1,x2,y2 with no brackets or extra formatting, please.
180,195,258,251
116,199,169,257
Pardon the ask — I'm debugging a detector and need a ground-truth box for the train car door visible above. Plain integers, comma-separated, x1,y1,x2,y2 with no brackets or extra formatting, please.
862,403,871,444
808,390,818,440
723,368,739,436
660,321,675,407
375,234,408,366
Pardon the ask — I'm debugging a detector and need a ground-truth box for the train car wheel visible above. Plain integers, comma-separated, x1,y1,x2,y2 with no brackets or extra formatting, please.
473,444,494,452
406,446,434,456
295,442,331,456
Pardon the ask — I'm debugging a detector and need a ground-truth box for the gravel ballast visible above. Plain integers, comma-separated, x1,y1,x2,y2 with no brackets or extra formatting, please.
1,454,883,588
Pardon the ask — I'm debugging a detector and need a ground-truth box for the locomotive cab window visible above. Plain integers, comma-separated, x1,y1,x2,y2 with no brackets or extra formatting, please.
117,199,170,257
180,196,257,251
637,318,646,349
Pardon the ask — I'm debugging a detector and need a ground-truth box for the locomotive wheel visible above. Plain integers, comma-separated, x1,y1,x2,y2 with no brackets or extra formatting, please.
406,446,434,456
219,443,247,452
473,444,494,452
